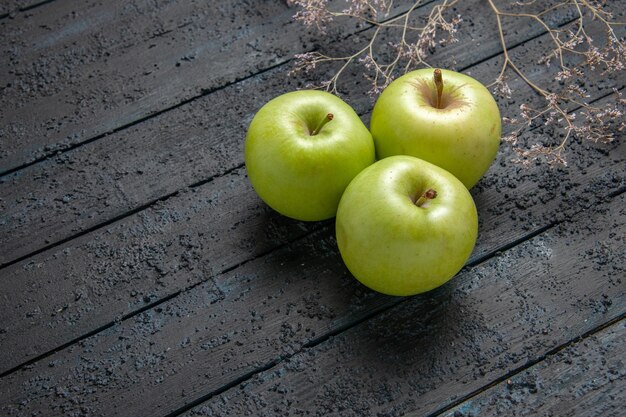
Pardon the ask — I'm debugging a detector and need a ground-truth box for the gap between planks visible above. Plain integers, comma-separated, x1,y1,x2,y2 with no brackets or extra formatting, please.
0,0,54,19
0,61,282,179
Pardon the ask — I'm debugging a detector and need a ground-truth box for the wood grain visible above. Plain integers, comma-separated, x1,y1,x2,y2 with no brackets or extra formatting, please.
442,319,625,417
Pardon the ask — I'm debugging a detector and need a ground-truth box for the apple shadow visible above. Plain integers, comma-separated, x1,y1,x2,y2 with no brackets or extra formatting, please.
248,198,492,381
346,277,495,390
358,282,460,352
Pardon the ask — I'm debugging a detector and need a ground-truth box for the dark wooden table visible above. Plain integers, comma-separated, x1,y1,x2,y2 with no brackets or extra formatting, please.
1,1,624,416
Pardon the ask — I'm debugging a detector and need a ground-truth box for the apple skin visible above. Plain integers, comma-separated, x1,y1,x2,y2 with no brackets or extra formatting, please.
245,90,375,221
335,155,478,296
370,68,501,189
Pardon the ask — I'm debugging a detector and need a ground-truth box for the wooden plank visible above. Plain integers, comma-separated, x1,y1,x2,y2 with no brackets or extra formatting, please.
0,5,615,266
179,194,626,417
0,0,434,174
0,167,320,373
0,0,307,173
442,319,625,417
1,182,623,416
0,20,623,373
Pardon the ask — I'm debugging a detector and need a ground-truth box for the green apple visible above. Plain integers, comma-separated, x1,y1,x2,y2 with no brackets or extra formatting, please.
245,90,375,221
370,68,501,189
336,155,477,296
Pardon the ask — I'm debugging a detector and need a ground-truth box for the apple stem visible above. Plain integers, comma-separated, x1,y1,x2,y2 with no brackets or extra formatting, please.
434,69,444,109
311,113,334,135
415,188,437,207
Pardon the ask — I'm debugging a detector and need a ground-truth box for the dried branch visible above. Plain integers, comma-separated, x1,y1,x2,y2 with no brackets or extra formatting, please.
288,0,461,95
287,0,625,166
486,0,625,166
